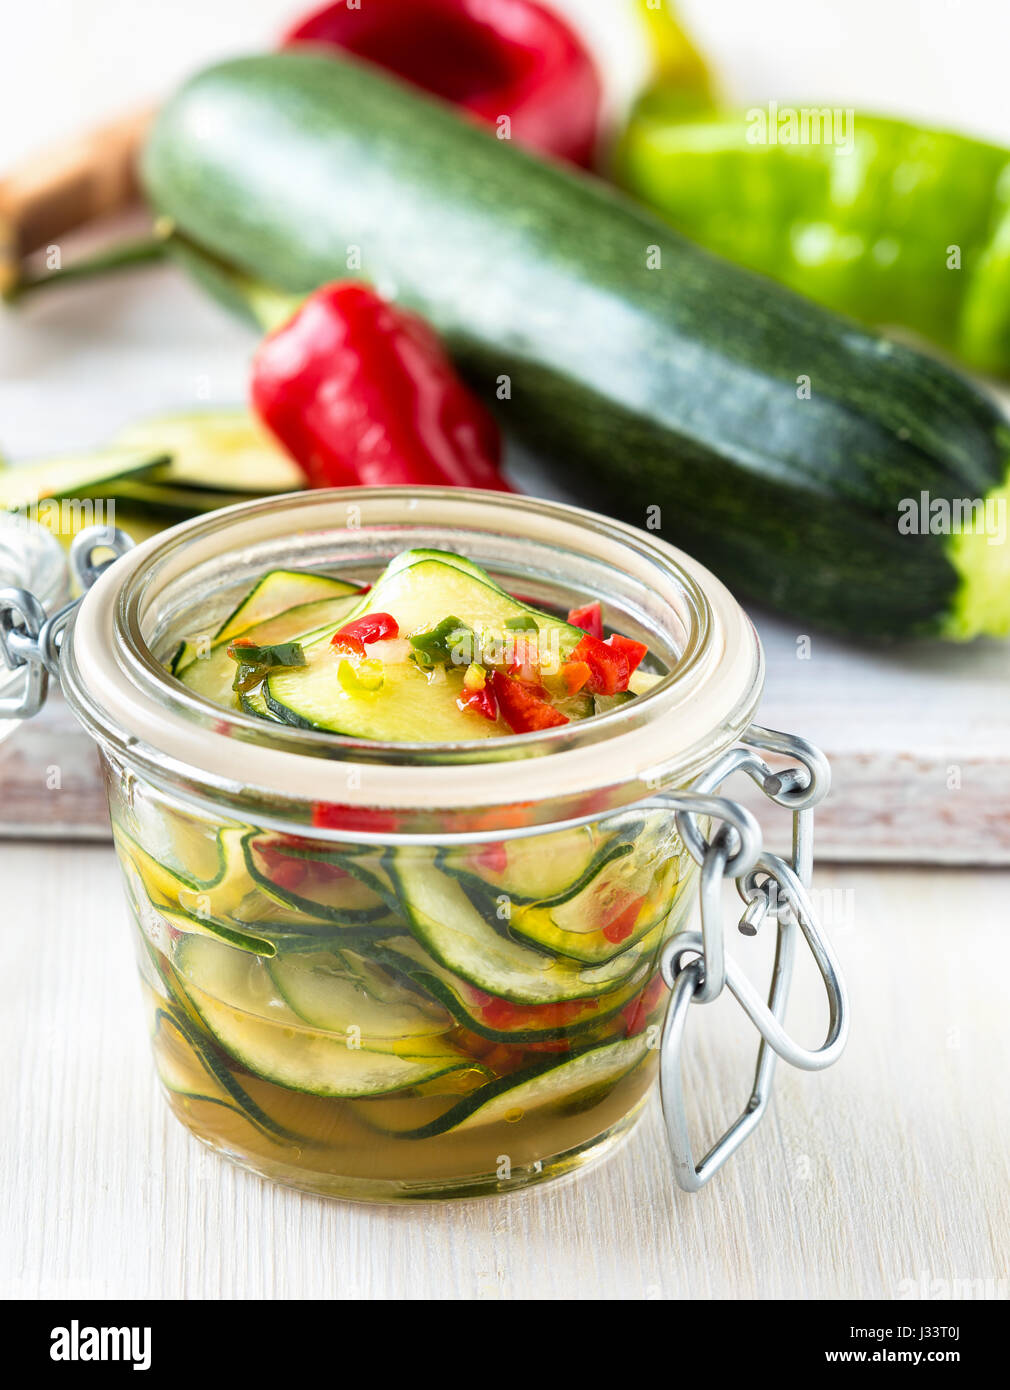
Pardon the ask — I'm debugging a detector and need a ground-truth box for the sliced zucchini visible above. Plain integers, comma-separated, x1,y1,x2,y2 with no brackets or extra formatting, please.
213,570,360,645
114,822,340,935
438,831,633,909
506,855,686,965
374,935,652,1043
244,833,396,925
393,1033,654,1140
390,858,649,1003
149,997,294,1139
177,935,476,1097
80,478,254,514
266,558,584,740
270,948,452,1047
113,408,304,494
379,547,509,589
0,447,163,510
146,898,276,958
173,572,360,677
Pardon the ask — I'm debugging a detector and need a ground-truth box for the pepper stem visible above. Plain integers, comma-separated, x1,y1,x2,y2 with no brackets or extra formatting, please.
943,466,1010,638
163,227,303,333
635,0,716,109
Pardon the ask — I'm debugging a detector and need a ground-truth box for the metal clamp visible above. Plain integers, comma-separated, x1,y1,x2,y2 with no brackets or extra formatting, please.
0,526,134,720
658,724,848,1191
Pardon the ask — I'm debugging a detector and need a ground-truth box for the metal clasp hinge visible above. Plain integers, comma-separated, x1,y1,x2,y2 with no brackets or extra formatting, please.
0,526,134,720
657,725,849,1191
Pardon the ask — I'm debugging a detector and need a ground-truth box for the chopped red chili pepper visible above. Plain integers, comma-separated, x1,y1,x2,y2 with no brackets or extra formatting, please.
331,612,399,650
251,282,512,492
330,632,366,657
568,633,631,696
621,975,669,1037
474,842,508,875
457,684,498,721
312,802,401,833
490,670,569,733
606,633,647,674
282,0,602,168
567,600,603,639
601,892,645,944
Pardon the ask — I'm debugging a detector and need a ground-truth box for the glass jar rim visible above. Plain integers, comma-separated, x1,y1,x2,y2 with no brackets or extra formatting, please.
61,489,764,836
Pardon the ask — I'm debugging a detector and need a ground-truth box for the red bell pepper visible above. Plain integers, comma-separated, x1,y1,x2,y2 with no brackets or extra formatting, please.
283,0,601,168
560,659,591,695
251,282,512,492
606,632,647,674
490,670,568,732
567,600,603,639
568,633,631,696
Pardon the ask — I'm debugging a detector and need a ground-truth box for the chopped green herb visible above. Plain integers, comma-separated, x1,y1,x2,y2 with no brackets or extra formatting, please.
505,614,539,631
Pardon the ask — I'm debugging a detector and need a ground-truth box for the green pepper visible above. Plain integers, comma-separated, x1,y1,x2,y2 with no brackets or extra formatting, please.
616,6,1010,377
408,615,475,667
226,640,306,668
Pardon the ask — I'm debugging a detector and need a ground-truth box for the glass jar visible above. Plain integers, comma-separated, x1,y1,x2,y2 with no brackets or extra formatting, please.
13,488,834,1202
0,515,68,740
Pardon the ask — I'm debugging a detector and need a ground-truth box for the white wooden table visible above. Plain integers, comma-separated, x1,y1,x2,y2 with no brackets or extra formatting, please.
3,842,1007,1301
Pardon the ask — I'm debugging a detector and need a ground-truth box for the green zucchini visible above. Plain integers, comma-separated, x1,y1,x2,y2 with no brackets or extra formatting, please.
0,448,165,510
373,935,652,1044
389,856,658,1003
265,557,584,740
387,1033,654,1140
172,569,361,676
269,948,453,1045
113,408,304,494
143,51,1010,640
175,935,477,1097
150,1004,295,1140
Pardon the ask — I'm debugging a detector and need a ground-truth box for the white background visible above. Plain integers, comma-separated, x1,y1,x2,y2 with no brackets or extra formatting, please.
3,0,1010,168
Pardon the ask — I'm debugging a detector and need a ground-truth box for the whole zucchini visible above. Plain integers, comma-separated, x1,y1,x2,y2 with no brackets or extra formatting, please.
143,52,1010,640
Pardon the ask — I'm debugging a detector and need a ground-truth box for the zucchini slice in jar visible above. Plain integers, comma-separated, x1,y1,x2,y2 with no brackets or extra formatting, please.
390,857,655,1003
390,1033,655,1140
506,855,687,965
114,823,351,937
148,995,295,1139
244,833,398,925
373,935,653,1043
173,573,362,678
175,936,478,1096
269,947,453,1046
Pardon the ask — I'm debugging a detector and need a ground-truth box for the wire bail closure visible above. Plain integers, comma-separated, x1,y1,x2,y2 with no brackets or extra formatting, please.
657,725,848,1191
0,526,134,719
